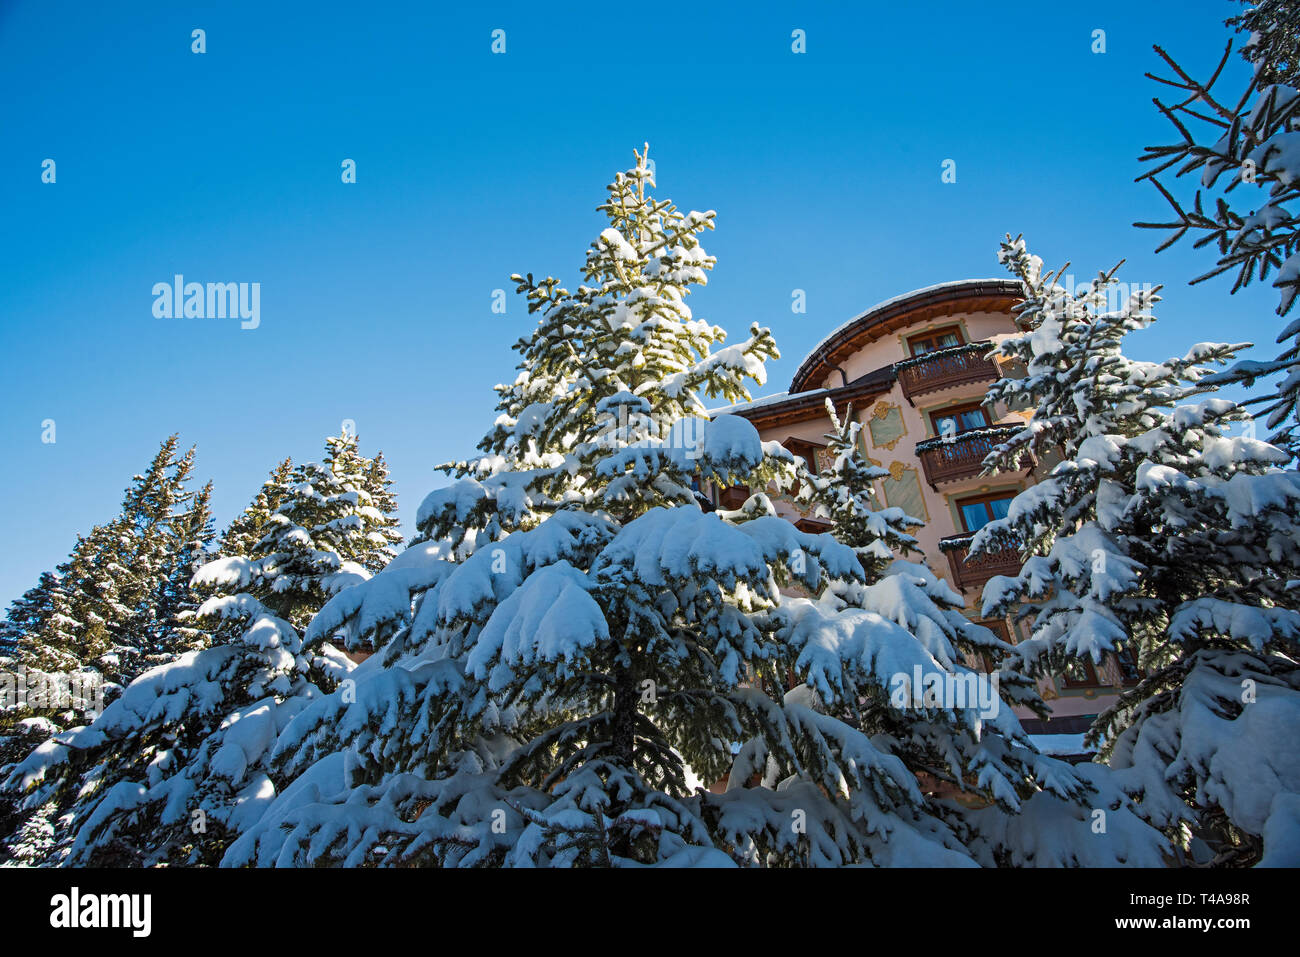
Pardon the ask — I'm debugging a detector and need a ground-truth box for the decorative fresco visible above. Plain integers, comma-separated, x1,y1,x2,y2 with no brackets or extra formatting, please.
866,401,906,451
880,462,928,523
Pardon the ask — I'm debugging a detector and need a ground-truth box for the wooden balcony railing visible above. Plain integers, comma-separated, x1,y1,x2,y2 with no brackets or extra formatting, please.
718,484,750,510
896,341,999,403
938,532,1022,592
916,425,1020,488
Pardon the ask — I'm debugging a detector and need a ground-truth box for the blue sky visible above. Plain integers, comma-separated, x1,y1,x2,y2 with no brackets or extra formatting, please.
0,0,1278,607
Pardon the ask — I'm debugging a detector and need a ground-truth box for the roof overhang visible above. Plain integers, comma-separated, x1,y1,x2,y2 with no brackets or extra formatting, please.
718,366,896,431
789,279,1022,394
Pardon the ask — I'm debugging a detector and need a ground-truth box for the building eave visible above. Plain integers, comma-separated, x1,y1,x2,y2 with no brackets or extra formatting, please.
789,279,1023,394
714,366,896,430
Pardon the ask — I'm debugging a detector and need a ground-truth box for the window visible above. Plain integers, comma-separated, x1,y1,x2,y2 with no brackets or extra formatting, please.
782,438,828,494
1115,645,1144,686
1062,657,1102,689
907,325,964,356
955,492,1016,533
719,484,750,510
1064,649,1141,690
972,618,1013,673
929,402,990,439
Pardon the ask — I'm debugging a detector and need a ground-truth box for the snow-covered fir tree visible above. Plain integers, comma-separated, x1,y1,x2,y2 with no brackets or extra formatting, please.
0,571,81,855
975,235,1300,866
0,572,78,673
1,437,211,750
203,434,402,637
0,438,217,864
217,150,1164,868
1,436,212,693
1137,4,1300,453
217,458,293,561
796,398,921,579
1226,0,1300,87
46,522,128,679
110,439,197,678
0,437,399,866
139,480,217,670
0,544,107,858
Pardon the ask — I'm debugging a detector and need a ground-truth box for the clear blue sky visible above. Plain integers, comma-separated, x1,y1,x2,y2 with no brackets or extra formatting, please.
0,0,1278,607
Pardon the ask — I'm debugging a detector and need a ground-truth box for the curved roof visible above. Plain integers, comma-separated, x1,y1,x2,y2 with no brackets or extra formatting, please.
789,278,1022,394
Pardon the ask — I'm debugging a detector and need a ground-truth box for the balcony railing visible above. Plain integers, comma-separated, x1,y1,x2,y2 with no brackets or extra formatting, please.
938,532,1022,591
718,484,750,510
896,341,999,403
915,425,1021,488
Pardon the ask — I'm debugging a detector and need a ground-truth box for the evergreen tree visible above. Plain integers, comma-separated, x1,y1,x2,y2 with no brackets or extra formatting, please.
796,398,920,579
221,150,1163,869
4,437,210,690
110,438,200,682
1,567,98,809
2,590,309,865
1,573,74,670
362,451,403,558
0,572,81,850
218,459,293,560
1226,0,1300,86
203,434,402,636
141,480,217,669
976,236,1300,866
0,438,399,865
0,437,213,864
1136,5,1300,453
53,523,130,679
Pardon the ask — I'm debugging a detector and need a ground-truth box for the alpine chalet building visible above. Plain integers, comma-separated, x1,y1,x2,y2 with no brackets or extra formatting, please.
711,279,1139,755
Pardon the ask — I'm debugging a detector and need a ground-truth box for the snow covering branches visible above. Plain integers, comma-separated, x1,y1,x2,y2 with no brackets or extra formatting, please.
796,398,920,581
459,144,782,526
212,153,1165,869
0,435,398,866
1136,7,1300,452
7,153,1188,869
194,434,401,640
977,235,1300,865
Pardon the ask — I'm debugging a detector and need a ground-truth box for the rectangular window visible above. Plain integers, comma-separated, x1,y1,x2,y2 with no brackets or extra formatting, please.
971,618,1013,673
929,402,990,438
1062,657,1101,689
908,326,964,356
956,492,1017,533
1115,646,1143,685
782,438,828,495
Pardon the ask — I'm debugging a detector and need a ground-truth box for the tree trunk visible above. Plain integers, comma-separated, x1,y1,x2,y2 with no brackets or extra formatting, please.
610,663,637,767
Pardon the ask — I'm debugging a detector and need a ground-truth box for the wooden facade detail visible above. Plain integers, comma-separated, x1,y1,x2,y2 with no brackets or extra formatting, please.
896,341,1000,404
938,533,1022,591
916,425,1021,488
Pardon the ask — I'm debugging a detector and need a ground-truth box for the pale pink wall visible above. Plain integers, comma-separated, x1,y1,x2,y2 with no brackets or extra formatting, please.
741,298,1131,727
761,307,1027,590
808,310,1018,391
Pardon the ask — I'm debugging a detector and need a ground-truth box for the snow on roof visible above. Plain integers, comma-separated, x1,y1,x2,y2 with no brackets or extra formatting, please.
812,279,1015,355
709,388,823,416
711,279,1020,417
791,278,1020,391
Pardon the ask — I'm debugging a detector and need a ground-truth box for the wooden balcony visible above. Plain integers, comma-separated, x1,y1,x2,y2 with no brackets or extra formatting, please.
718,484,750,510
896,341,999,404
916,425,1021,488
939,533,1022,592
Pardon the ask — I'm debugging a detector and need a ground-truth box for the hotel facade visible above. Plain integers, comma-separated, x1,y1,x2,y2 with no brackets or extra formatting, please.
712,279,1139,754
